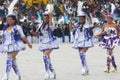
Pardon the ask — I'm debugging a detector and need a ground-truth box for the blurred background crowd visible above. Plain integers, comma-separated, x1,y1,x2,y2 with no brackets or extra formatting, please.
0,0,120,43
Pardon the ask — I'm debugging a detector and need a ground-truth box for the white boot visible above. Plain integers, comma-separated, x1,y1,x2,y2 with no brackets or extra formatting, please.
49,71,56,79
81,67,86,75
44,71,50,80
2,74,8,80
15,76,21,80
49,64,56,79
2,57,13,80
81,67,89,75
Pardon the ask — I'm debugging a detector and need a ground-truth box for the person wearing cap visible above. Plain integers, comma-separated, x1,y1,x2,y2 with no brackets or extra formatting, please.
30,12,59,80
96,15,119,73
0,14,32,80
69,11,94,75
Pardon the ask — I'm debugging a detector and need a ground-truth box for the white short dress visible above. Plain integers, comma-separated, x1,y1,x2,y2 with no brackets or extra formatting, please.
37,23,59,51
0,25,26,53
72,22,94,49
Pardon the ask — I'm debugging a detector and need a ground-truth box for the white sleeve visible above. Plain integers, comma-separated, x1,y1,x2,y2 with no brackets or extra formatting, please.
0,30,3,36
73,22,79,30
17,25,25,38
89,24,93,28
49,25,54,31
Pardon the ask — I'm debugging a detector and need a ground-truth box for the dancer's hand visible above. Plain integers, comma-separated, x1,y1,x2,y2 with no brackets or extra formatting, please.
28,44,32,49
30,29,37,36
95,32,105,38
48,12,52,17
69,17,72,22
95,34,101,38
69,17,73,30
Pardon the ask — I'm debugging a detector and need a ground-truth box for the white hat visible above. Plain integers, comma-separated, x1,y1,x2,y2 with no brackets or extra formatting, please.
77,11,86,17
46,4,54,13
42,11,49,16
6,13,17,18
42,9,55,16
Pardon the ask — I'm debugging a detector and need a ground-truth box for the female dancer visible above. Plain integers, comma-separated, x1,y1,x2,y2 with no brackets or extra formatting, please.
0,14,32,80
31,12,59,80
69,12,94,75
96,15,119,73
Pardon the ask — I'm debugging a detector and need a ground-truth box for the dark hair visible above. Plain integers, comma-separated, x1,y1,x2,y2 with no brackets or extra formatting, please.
79,16,86,19
0,0,4,5
43,14,49,24
3,15,17,31
7,14,17,25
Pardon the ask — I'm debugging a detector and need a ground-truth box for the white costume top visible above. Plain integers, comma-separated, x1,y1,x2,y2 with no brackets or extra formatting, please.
37,22,59,51
72,21,94,49
0,25,26,53
104,27,118,38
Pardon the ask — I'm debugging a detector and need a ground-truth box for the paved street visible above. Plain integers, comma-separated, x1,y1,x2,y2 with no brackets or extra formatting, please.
0,43,120,80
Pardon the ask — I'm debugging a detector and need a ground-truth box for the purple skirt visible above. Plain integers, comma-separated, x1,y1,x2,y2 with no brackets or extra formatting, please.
99,36,119,49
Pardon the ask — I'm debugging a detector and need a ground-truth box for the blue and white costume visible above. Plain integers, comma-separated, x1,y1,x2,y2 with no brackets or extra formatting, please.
0,25,25,53
37,22,59,51
71,21,94,75
72,22,94,49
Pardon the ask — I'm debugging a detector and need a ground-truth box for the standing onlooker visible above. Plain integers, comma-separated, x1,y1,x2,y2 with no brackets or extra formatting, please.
0,0,8,20
56,24,63,43
64,24,70,43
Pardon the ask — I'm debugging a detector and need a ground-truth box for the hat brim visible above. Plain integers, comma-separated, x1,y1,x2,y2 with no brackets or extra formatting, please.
42,13,49,16
77,15,86,17
107,15,113,19
7,14,16,18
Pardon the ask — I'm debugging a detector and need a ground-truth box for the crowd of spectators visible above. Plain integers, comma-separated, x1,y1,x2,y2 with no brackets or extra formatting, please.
0,0,120,43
